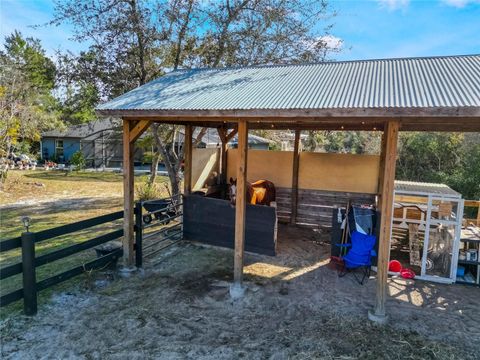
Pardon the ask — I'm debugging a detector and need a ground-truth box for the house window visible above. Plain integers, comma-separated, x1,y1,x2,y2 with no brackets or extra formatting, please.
55,139,64,158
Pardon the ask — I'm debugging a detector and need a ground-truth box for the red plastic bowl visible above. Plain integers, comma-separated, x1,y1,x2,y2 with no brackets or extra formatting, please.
388,260,402,273
400,268,416,279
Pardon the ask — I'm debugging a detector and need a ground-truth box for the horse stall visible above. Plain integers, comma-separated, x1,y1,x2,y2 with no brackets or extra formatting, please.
185,147,380,258
183,195,277,256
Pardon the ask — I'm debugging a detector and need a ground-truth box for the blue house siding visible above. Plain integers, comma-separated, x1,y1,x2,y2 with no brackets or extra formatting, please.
42,138,81,162
41,139,55,160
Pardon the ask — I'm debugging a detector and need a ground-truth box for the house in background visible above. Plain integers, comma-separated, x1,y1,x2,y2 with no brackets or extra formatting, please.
41,119,137,167
41,120,271,168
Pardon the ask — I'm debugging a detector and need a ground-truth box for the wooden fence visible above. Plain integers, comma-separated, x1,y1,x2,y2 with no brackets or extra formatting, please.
464,200,480,226
276,187,376,227
394,194,480,226
0,196,184,315
0,211,124,315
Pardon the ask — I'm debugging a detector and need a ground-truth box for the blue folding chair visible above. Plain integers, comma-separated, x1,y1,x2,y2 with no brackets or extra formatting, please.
337,230,377,285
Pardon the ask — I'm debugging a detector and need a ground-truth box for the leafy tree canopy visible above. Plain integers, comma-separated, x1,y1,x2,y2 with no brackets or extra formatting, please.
0,31,62,157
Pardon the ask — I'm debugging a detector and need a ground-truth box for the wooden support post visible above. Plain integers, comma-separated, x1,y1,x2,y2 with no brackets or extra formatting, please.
134,201,143,268
122,119,135,267
376,130,387,208
21,232,37,316
217,127,228,185
477,205,480,226
184,125,193,195
231,120,248,298
369,120,399,323
290,130,301,224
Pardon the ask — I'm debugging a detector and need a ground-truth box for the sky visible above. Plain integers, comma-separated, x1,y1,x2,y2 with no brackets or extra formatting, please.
1,0,479,61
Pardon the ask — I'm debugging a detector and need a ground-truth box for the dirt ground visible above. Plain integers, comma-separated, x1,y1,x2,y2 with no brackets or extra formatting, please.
1,225,479,359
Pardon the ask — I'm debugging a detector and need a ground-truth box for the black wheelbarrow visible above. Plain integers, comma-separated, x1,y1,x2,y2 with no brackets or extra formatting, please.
142,199,177,225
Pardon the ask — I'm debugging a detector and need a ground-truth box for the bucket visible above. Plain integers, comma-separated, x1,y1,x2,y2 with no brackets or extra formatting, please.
388,260,402,273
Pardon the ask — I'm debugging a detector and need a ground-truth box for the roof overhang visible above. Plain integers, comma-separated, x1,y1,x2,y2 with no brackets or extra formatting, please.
96,107,480,132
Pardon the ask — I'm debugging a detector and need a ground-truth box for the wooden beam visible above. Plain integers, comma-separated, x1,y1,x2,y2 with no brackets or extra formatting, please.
290,130,301,224
97,106,480,120
122,119,135,267
225,128,238,143
233,120,248,291
129,120,151,143
118,116,480,132
217,127,229,187
183,125,193,195
477,204,480,227
376,130,387,208
217,127,227,144
370,120,399,323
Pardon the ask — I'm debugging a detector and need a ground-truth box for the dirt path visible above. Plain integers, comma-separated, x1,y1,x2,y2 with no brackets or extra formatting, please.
1,228,479,359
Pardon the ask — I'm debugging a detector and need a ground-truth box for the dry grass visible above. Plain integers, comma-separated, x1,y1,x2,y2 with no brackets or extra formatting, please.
0,170,124,205
0,170,170,206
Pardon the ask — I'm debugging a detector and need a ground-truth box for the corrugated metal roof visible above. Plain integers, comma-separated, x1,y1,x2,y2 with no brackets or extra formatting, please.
97,55,480,112
394,180,461,197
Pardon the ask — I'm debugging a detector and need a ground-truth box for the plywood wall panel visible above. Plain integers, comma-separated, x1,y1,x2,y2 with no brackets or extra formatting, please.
298,152,380,194
227,149,293,188
192,148,220,190
227,149,380,194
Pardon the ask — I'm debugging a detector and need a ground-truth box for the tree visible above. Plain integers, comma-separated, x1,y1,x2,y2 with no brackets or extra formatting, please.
396,132,463,183
0,31,62,159
55,51,103,125
51,0,340,194
300,130,381,154
396,132,480,200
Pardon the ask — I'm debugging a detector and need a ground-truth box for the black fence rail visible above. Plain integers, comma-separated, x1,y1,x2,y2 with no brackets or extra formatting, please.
0,210,124,315
0,196,185,316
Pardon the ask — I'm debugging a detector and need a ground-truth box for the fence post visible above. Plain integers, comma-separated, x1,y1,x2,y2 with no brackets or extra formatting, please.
134,202,143,268
21,232,37,315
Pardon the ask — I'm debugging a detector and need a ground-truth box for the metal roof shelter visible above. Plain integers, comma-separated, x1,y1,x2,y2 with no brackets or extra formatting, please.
97,54,480,131
96,54,480,324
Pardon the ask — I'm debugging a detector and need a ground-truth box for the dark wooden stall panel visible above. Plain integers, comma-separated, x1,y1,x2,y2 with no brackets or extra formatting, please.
183,195,277,256
276,187,376,227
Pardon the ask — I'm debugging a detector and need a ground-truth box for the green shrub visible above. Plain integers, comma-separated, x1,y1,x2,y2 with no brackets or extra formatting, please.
142,151,155,164
136,181,162,201
71,151,86,170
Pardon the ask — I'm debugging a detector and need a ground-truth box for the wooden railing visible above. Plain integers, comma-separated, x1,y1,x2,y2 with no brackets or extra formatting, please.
464,200,480,226
0,211,124,315
0,196,184,316
395,195,480,226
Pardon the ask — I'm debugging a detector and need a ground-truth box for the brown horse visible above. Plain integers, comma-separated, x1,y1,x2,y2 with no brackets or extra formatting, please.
229,178,276,206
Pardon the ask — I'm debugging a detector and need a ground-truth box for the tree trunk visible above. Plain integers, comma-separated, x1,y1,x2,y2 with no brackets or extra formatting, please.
151,123,181,196
149,152,160,185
